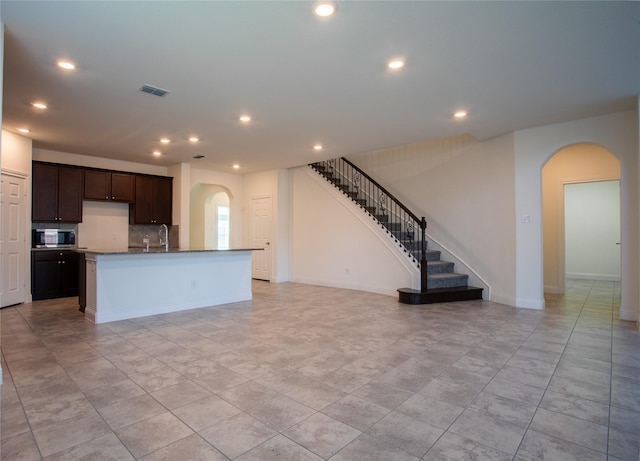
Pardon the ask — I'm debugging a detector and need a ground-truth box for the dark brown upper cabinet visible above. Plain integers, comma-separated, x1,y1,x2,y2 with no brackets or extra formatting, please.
129,175,172,225
32,162,83,223
84,169,135,202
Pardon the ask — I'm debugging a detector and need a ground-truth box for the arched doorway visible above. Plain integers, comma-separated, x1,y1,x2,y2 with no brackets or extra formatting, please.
542,143,620,295
190,184,232,249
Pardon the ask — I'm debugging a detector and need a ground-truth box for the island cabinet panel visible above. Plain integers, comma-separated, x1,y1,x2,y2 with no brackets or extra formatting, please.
84,169,135,202
130,175,172,225
32,250,80,300
32,162,83,223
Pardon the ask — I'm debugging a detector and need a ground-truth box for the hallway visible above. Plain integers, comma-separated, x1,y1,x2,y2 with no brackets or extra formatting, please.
1,280,637,460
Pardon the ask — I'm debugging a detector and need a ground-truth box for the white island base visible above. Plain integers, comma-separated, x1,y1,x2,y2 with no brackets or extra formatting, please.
83,249,256,324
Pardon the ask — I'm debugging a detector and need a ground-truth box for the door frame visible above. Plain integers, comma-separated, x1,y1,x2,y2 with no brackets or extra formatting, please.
1,169,29,307
250,195,272,281
555,177,620,293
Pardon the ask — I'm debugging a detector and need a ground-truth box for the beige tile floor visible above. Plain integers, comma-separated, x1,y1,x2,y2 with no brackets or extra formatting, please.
0,279,638,460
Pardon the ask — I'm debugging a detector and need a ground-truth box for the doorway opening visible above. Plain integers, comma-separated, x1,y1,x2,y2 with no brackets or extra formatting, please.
542,143,620,296
190,184,232,249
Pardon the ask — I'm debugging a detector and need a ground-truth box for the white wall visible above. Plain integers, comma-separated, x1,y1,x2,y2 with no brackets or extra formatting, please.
77,201,129,250
33,148,168,176
1,130,32,174
290,166,419,296
515,110,639,320
348,133,517,305
168,163,190,247
1,20,4,384
565,180,620,280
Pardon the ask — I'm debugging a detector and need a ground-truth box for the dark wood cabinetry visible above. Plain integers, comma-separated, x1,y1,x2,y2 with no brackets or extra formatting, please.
84,169,135,202
32,162,83,223
31,250,80,300
130,175,173,224
32,161,172,225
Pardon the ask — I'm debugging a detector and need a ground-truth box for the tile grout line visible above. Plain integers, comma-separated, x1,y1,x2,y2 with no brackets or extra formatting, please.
509,279,611,459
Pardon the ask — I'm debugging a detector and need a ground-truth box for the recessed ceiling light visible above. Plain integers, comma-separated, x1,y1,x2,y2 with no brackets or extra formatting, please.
32,102,47,109
17,128,30,133
160,138,170,144
313,144,323,151
239,115,251,123
57,60,76,70
454,110,468,119
189,136,199,143
152,151,162,156
313,1,337,17
387,59,405,70
232,164,240,169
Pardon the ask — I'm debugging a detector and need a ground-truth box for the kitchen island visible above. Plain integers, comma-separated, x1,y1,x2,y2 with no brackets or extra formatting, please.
79,248,260,324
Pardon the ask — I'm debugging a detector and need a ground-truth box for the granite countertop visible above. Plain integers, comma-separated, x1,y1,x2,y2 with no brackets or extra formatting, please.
77,247,263,255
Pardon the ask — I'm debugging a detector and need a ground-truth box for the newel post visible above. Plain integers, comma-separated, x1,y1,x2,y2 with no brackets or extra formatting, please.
420,217,428,293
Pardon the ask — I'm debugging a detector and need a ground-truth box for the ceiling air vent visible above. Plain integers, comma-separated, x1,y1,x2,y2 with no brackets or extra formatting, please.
139,84,170,97
193,155,205,159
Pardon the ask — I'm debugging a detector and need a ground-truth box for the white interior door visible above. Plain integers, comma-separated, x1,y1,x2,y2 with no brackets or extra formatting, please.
251,196,271,281
1,173,27,307
565,180,620,280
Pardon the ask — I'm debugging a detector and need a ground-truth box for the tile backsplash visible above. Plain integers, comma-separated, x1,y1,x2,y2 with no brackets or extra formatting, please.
129,224,179,249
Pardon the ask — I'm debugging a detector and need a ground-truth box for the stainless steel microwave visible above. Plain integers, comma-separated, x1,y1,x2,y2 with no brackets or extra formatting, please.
32,229,76,248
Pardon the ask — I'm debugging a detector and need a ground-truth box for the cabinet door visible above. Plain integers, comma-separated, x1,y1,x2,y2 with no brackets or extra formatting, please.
57,166,83,222
131,175,155,224
110,172,135,202
32,163,59,222
153,176,173,225
84,169,110,201
32,252,62,300
61,252,80,297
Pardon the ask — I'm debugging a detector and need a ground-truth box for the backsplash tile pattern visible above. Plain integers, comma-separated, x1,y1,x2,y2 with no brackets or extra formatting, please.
129,224,179,249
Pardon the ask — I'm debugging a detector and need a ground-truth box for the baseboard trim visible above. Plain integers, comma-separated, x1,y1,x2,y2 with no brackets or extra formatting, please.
566,273,621,282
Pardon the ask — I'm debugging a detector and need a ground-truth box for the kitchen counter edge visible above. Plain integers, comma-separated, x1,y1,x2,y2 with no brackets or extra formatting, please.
76,247,263,255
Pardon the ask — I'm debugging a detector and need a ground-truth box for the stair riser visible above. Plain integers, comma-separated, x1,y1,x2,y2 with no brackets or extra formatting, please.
427,275,468,289
398,287,483,304
427,262,455,274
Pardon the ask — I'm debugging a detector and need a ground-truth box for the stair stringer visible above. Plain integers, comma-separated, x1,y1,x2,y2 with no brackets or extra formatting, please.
293,166,420,296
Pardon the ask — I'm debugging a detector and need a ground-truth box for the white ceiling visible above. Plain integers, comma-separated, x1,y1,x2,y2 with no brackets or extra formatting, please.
2,1,639,174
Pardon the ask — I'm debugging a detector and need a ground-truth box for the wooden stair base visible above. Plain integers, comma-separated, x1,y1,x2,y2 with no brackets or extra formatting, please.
398,286,484,305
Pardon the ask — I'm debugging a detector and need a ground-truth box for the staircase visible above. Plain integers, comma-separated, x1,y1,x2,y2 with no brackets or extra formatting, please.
310,158,483,304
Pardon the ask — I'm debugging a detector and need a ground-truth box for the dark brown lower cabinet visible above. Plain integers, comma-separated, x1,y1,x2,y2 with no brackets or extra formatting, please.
32,250,80,301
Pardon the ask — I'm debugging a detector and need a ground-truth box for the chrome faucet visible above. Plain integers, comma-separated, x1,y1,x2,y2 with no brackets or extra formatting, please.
159,224,169,251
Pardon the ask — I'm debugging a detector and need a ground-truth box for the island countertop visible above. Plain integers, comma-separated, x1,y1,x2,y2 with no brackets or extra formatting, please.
77,247,263,255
